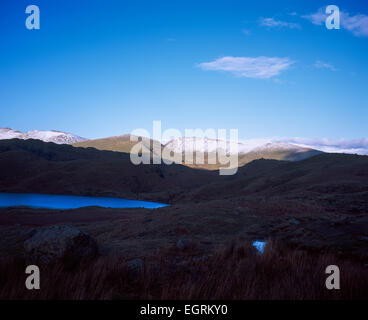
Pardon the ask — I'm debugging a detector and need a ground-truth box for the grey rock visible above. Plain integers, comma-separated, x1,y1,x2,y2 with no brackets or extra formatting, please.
290,218,300,225
177,238,190,250
127,258,144,274
235,207,242,215
24,225,98,264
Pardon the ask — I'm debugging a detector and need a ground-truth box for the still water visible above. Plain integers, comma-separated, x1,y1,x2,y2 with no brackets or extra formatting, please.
0,193,169,210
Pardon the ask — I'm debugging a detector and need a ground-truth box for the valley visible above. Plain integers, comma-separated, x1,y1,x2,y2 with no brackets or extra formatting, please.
0,138,367,299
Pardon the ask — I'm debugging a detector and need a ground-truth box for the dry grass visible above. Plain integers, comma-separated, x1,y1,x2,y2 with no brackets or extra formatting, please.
0,240,366,300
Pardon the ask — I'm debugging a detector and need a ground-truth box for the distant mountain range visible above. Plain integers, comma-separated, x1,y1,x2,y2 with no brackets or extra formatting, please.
73,134,157,155
1,138,367,210
73,135,322,170
163,137,321,156
0,128,87,145
73,135,320,157
1,127,367,168
163,136,368,156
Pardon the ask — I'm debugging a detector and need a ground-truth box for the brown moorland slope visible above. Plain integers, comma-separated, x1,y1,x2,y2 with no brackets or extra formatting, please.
74,135,323,170
180,153,368,204
0,139,217,202
0,139,367,299
73,134,161,155
1,139,368,208
0,240,367,300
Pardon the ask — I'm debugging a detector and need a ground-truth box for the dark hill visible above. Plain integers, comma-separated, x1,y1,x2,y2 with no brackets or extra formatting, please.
1,139,368,211
0,139,217,202
0,139,367,260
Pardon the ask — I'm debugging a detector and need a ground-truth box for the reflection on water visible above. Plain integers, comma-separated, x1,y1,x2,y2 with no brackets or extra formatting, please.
0,193,169,210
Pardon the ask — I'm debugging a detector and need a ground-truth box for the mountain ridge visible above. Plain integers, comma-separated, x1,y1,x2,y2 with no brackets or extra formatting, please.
73,135,323,170
0,128,87,145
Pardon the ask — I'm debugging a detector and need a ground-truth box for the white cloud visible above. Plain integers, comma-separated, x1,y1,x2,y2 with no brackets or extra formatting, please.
303,8,368,37
278,137,368,155
314,60,337,71
197,56,294,79
341,12,368,37
302,9,327,26
260,17,300,29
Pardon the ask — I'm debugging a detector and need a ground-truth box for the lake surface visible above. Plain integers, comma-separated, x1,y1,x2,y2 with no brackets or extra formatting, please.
0,193,169,210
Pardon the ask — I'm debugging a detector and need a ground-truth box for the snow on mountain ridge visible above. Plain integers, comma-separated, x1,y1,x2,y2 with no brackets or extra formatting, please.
278,138,368,155
0,128,23,139
0,128,87,145
250,142,312,153
164,136,368,156
164,137,305,155
164,137,237,154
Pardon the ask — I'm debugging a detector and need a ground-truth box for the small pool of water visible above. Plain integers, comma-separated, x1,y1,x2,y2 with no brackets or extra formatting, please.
0,193,169,210
252,240,267,254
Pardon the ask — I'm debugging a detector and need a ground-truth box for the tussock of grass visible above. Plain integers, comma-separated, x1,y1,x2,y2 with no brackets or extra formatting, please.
0,240,367,300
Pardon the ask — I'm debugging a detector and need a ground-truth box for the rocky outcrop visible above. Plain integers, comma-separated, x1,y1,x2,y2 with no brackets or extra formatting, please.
126,258,144,275
177,238,191,250
24,225,98,264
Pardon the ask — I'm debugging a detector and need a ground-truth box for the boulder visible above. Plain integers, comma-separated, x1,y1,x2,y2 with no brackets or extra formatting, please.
177,238,190,250
126,258,144,274
290,218,300,225
24,225,98,264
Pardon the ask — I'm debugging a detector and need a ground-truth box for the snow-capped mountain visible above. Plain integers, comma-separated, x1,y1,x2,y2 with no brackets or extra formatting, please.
0,128,87,145
164,137,241,154
250,142,311,153
277,137,368,155
0,128,23,140
164,136,368,156
164,137,311,155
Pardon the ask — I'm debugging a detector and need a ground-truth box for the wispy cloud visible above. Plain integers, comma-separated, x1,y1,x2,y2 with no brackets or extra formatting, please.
302,8,327,26
260,17,300,29
236,137,368,155
197,56,294,79
279,137,368,155
303,8,368,37
314,60,337,71
341,12,368,37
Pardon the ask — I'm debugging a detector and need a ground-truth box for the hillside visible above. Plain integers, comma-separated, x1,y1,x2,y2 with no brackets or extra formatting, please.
0,139,217,202
0,139,367,268
1,139,368,209
74,135,323,170
0,128,87,144
73,134,157,154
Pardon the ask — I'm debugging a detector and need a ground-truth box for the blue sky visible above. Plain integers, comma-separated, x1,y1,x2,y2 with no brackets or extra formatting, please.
1,0,368,140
